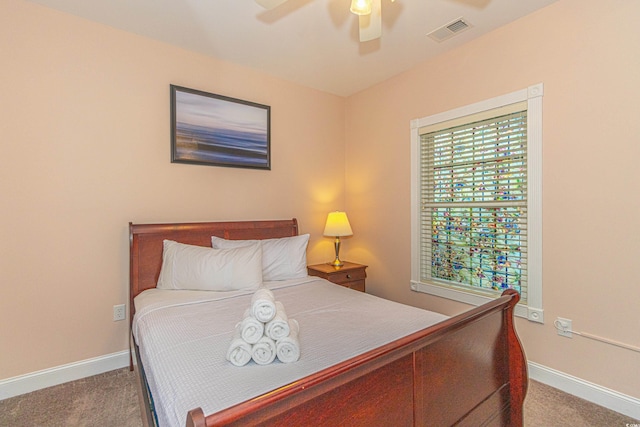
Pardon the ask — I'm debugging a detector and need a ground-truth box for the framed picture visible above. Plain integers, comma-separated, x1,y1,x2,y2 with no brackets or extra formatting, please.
170,85,270,170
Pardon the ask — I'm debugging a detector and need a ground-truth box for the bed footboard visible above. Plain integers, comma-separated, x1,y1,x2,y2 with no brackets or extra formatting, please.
186,289,527,427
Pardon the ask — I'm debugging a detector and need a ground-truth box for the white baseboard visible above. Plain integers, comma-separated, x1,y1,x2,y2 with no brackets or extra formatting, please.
0,350,129,401
529,361,640,420
2,352,638,421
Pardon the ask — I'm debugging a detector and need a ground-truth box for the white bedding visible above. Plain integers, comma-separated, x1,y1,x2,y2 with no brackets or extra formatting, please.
133,276,448,427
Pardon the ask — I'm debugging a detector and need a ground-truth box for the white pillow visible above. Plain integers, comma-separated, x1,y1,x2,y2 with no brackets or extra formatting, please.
157,240,262,291
211,234,309,281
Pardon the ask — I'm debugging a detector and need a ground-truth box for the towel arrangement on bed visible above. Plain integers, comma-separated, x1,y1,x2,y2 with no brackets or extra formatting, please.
226,287,300,366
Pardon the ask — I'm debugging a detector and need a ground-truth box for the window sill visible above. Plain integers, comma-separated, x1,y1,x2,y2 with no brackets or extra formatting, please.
410,280,544,324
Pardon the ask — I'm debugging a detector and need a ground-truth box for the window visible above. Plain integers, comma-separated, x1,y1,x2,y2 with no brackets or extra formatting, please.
410,84,543,323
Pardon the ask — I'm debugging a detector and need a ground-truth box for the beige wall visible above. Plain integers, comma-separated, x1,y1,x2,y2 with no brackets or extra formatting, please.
345,0,640,398
0,0,345,379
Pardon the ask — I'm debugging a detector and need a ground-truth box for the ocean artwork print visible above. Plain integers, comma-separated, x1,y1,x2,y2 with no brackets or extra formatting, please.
171,85,270,169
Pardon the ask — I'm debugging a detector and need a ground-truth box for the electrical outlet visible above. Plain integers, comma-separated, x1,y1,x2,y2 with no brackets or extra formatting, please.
556,317,572,338
113,304,126,321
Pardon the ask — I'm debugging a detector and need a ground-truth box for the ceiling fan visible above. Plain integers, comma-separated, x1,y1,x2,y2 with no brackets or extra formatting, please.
255,0,395,42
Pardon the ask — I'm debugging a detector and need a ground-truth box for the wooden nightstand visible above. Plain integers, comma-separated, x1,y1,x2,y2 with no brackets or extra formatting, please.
307,261,367,292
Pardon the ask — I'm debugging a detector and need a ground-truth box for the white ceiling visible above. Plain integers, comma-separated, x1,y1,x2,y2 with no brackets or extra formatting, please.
26,0,558,96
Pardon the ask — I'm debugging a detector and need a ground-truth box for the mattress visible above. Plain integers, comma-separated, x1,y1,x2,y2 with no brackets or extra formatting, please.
132,276,448,427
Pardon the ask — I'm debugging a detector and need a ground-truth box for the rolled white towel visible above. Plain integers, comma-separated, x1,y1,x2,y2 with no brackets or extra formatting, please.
240,308,264,344
276,319,300,364
226,324,252,367
251,287,277,323
251,335,277,365
265,301,290,341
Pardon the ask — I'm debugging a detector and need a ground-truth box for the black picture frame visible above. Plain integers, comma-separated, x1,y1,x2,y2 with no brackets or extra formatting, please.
170,85,271,170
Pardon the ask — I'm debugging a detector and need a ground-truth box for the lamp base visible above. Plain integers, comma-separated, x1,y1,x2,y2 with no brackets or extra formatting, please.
330,258,344,268
331,236,344,268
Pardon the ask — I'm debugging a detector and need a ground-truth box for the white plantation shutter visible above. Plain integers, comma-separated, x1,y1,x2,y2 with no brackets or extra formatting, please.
419,106,528,302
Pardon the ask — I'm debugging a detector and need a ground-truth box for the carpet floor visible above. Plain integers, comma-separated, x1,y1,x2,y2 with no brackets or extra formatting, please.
0,369,141,427
0,368,637,426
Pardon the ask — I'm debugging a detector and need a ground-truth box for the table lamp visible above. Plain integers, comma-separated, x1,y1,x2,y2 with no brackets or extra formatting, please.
323,211,353,267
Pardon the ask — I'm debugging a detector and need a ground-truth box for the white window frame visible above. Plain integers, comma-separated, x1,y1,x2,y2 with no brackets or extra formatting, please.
410,83,544,323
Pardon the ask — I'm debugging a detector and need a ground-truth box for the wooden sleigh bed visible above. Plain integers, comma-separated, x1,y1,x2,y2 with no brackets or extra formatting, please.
129,218,528,427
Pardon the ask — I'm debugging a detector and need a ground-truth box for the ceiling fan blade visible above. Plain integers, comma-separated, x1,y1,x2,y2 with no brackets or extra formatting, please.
255,0,289,10
358,0,382,41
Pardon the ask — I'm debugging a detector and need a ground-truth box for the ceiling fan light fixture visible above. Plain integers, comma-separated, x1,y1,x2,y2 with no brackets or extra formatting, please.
350,0,372,16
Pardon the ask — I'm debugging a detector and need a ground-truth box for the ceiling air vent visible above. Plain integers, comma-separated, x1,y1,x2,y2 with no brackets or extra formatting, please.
427,18,472,43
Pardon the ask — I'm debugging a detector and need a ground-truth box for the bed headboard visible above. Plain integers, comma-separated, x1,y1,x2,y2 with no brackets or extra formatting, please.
129,219,299,318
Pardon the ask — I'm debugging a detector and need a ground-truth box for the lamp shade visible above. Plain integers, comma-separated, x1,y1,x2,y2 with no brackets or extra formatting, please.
323,212,353,237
